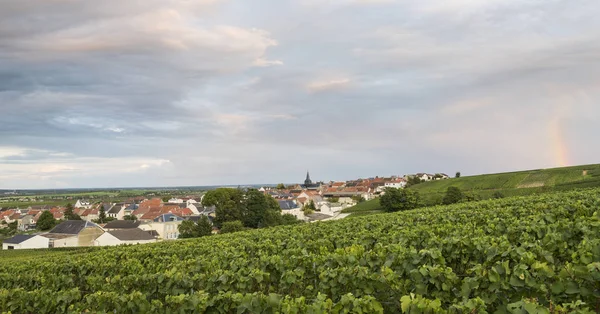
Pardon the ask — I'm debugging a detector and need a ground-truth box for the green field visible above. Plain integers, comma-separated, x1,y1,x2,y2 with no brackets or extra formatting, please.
1,188,599,312
344,163,600,214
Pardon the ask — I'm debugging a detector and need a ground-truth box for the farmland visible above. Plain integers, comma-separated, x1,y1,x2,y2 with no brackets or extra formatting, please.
1,188,599,312
344,163,600,214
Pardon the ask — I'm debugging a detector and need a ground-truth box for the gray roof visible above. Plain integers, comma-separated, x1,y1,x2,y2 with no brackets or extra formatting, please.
186,215,214,224
306,213,333,221
154,213,184,222
49,220,101,235
107,205,123,214
3,234,35,244
278,200,298,210
103,220,140,229
108,228,156,241
125,203,139,210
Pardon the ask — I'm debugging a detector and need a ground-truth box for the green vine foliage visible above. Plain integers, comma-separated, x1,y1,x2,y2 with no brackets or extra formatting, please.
1,188,600,313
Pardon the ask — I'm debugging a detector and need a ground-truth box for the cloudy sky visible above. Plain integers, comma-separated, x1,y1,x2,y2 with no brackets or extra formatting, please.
1,0,599,189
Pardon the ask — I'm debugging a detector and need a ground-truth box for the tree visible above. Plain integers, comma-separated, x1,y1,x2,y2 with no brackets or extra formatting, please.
179,216,213,238
455,172,461,178
37,211,56,231
492,191,504,199
123,215,137,220
98,206,107,224
178,220,197,238
280,213,302,225
276,183,286,190
162,196,171,203
203,188,245,228
406,176,422,187
196,215,213,236
220,220,245,234
0,222,17,237
380,188,420,213
443,187,464,205
64,203,81,220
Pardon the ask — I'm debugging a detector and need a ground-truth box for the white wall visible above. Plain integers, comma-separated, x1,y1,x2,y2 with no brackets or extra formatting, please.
2,236,49,250
282,208,305,221
94,233,156,246
187,203,201,215
385,182,406,189
50,236,79,248
139,221,181,240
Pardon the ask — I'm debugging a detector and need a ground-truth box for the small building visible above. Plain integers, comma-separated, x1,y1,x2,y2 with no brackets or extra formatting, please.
41,220,104,248
74,200,93,209
94,228,157,246
138,213,184,240
2,235,49,250
107,204,125,220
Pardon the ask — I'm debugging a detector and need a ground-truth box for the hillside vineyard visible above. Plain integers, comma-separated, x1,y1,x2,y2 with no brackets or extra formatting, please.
1,189,600,313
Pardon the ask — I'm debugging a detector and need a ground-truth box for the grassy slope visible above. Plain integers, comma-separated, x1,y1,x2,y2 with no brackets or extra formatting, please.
344,163,600,213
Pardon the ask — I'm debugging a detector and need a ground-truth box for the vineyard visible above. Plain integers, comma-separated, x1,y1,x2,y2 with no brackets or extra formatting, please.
1,188,600,313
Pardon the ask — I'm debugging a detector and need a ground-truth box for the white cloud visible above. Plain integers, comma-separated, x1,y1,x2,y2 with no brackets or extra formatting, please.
253,58,284,67
0,147,28,159
307,78,352,92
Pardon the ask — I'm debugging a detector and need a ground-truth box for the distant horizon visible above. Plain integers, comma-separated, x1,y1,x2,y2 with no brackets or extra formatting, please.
2,162,598,191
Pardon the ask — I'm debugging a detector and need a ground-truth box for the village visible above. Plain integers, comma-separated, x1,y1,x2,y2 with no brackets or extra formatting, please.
0,172,449,250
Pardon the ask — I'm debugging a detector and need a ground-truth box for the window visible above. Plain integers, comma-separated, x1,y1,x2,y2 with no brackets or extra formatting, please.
7,246,14,250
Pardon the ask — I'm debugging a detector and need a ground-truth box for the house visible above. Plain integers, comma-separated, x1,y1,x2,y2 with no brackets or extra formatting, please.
106,204,125,220
433,173,450,180
2,235,49,250
16,214,35,231
320,203,343,215
278,200,297,210
122,203,139,217
138,213,184,240
384,178,407,189
1,210,16,223
297,191,324,205
41,220,105,248
416,173,434,182
102,220,141,230
80,208,99,222
74,200,92,209
94,228,157,246
186,203,201,215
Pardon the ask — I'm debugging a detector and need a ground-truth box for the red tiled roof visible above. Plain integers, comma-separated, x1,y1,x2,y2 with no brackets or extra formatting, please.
50,207,64,214
140,212,162,220
0,210,14,219
297,197,307,204
53,212,64,219
177,208,193,216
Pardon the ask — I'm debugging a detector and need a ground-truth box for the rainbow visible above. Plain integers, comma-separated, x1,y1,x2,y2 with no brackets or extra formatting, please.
550,117,569,167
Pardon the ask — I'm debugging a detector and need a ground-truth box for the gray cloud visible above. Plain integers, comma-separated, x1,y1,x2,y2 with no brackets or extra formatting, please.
1,0,600,188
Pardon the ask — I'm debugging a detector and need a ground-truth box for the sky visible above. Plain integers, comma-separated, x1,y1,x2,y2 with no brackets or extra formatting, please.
1,0,599,189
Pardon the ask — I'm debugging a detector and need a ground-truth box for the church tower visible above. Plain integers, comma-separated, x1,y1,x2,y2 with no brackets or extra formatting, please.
304,171,313,187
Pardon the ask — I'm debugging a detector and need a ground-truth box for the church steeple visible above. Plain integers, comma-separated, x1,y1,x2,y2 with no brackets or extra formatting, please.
304,171,312,186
